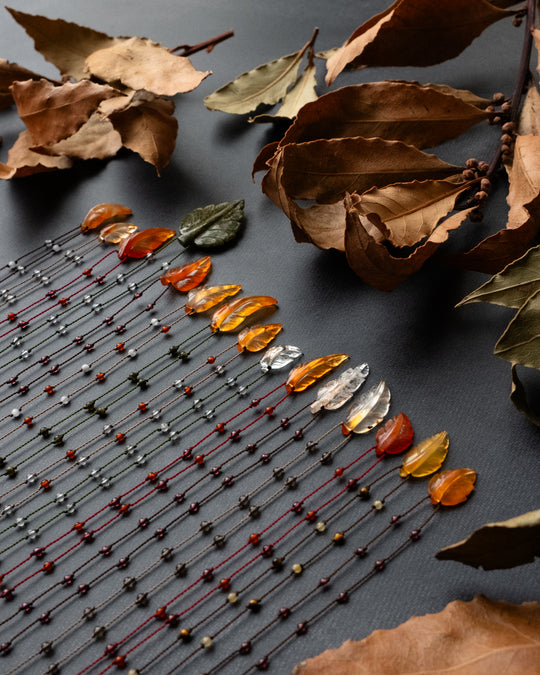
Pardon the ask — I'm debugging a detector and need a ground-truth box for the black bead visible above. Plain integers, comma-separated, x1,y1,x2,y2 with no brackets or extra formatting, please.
272,557,284,571
199,521,213,535
96,408,107,418
238,495,250,509
320,451,333,465
160,547,174,562
47,664,60,675
178,351,190,362
296,621,308,636
84,401,96,413
4,466,17,478
135,592,149,607
52,434,64,447
39,427,51,438
248,505,260,519
175,563,187,578
272,467,284,480
284,476,297,489
213,535,226,549
201,568,214,582
305,441,318,453
40,641,54,655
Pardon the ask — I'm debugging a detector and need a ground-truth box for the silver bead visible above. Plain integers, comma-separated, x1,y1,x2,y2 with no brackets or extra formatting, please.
16,516,26,529
26,529,39,541
116,273,125,284
7,294,16,303
47,315,58,325
214,365,225,376
56,325,68,336
40,276,50,286
19,349,31,360
60,395,70,406
81,363,91,373
83,294,93,304
92,303,102,313
44,239,53,248
159,423,169,434
151,410,161,421
90,469,101,481
226,377,236,388
125,445,137,457
55,493,65,504
135,454,146,465
102,424,114,435
52,244,61,253
204,409,215,420
7,260,17,269
25,473,37,485
64,503,77,515
192,399,203,411
11,408,21,418
99,477,110,489
237,386,248,397
127,349,137,358
77,456,89,467
128,282,138,293
150,318,160,328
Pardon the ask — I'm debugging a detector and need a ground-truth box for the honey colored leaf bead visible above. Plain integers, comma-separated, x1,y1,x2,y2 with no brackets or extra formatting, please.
210,296,278,333
160,256,212,291
375,412,414,456
428,468,476,506
118,228,175,259
341,381,391,434
185,284,242,315
286,354,349,393
237,324,283,352
399,431,449,478
98,223,138,244
81,203,132,233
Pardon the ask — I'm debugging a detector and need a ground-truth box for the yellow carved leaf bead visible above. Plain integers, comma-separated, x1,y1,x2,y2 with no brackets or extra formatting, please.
99,222,138,244
237,324,283,352
185,284,242,315
399,431,449,478
210,296,278,333
81,203,132,233
428,468,476,506
160,256,212,291
285,354,349,393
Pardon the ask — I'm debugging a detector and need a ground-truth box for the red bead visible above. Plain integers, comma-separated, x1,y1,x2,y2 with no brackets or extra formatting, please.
66,449,76,461
59,298,69,307
195,454,205,466
44,385,54,396
73,522,84,531
115,433,126,443
40,479,51,491
119,504,130,516
146,472,158,483
113,655,126,669
218,578,231,591
7,313,17,322
183,386,192,396
154,606,167,620
96,372,106,382
207,356,215,364
265,406,275,416
248,533,260,546
138,402,147,412
305,510,317,523
216,422,226,434
24,416,33,426
83,269,93,277
161,326,170,333
42,561,55,574
334,467,344,478
115,343,125,353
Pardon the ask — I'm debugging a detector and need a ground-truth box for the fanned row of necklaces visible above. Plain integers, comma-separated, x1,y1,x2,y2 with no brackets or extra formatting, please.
0,204,475,675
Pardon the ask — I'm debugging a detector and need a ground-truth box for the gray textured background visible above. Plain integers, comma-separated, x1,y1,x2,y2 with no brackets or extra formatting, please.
0,2,539,674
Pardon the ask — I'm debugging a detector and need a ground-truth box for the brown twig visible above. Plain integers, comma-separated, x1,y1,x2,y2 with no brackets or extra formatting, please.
169,30,234,57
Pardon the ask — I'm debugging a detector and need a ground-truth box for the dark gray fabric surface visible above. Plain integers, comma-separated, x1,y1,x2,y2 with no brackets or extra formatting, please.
0,2,538,674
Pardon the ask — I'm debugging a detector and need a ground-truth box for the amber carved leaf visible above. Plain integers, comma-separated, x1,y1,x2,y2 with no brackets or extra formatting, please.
118,227,175,259
11,78,118,147
279,137,461,204
210,296,278,333
325,0,513,85
0,130,72,179
436,509,540,569
286,354,349,393
85,37,210,97
292,596,540,675
278,82,488,149
6,7,119,80
344,193,474,291
204,29,317,115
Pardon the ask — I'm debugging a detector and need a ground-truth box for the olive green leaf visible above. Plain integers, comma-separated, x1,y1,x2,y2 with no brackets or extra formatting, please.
494,288,540,370
436,509,540,569
178,200,245,248
458,245,540,309
204,29,318,115
510,365,540,426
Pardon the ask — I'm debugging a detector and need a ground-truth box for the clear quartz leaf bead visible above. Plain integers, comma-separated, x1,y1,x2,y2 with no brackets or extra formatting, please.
342,381,391,434
310,363,369,413
260,345,303,373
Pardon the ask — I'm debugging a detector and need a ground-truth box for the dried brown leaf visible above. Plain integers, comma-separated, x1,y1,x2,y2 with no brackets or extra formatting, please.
517,85,540,136
399,81,492,109
293,596,540,675
326,0,512,85
344,192,473,291
252,141,279,178
108,96,178,175
6,7,119,80
436,509,540,569
0,58,50,108
494,288,540,370
288,200,347,251
261,146,290,216
85,37,210,96
278,82,488,149
0,129,72,179
11,78,118,147
511,365,540,426
36,113,122,160
279,137,462,204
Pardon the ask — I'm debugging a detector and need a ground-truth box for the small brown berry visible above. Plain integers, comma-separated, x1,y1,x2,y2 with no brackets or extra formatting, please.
513,15,523,27
501,101,512,114
491,116,502,125
465,158,478,169
501,121,515,133
480,178,491,192
501,144,511,154
474,191,489,204
462,169,476,181
477,161,489,174
485,105,495,114
492,92,505,104
501,134,513,145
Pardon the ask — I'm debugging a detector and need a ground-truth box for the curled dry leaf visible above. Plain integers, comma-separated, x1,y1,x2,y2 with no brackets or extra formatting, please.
510,365,540,426
494,288,540,371
436,509,540,569
517,85,540,136
0,57,51,109
204,29,317,115
250,60,318,123
287,200,347,251
85,37,210,97
107,96,178,175
38,114,123,160
344,193,474,291
6,7,119,80
278,137,461,204
325,0,512,85
292,596,540,675
11,78,118,147
0,129,72,179
277,82,488,150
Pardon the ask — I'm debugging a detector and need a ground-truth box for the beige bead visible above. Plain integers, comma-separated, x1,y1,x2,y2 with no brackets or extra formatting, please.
291,563,303,575
373,500,384,510
201,635,213,648
227,592,238,604
315,521,326,533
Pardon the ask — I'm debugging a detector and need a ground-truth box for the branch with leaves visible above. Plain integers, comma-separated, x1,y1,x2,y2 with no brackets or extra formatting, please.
0,8,233,176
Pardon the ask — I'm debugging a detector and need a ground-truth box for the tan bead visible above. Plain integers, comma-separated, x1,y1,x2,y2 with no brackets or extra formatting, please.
201,635,213,648
373,500,384,510
291,563,303,575
227,592,238,604
128,670,140,675
315,521,326,533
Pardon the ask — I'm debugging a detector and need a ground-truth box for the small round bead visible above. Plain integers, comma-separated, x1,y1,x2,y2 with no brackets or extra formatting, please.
200,636,212,649
227,592,238,604
291,563,303,575
315,521,326,533
373,500,384,510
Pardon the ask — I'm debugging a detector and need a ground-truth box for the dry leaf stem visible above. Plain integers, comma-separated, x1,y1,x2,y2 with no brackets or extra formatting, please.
169,30,234,57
